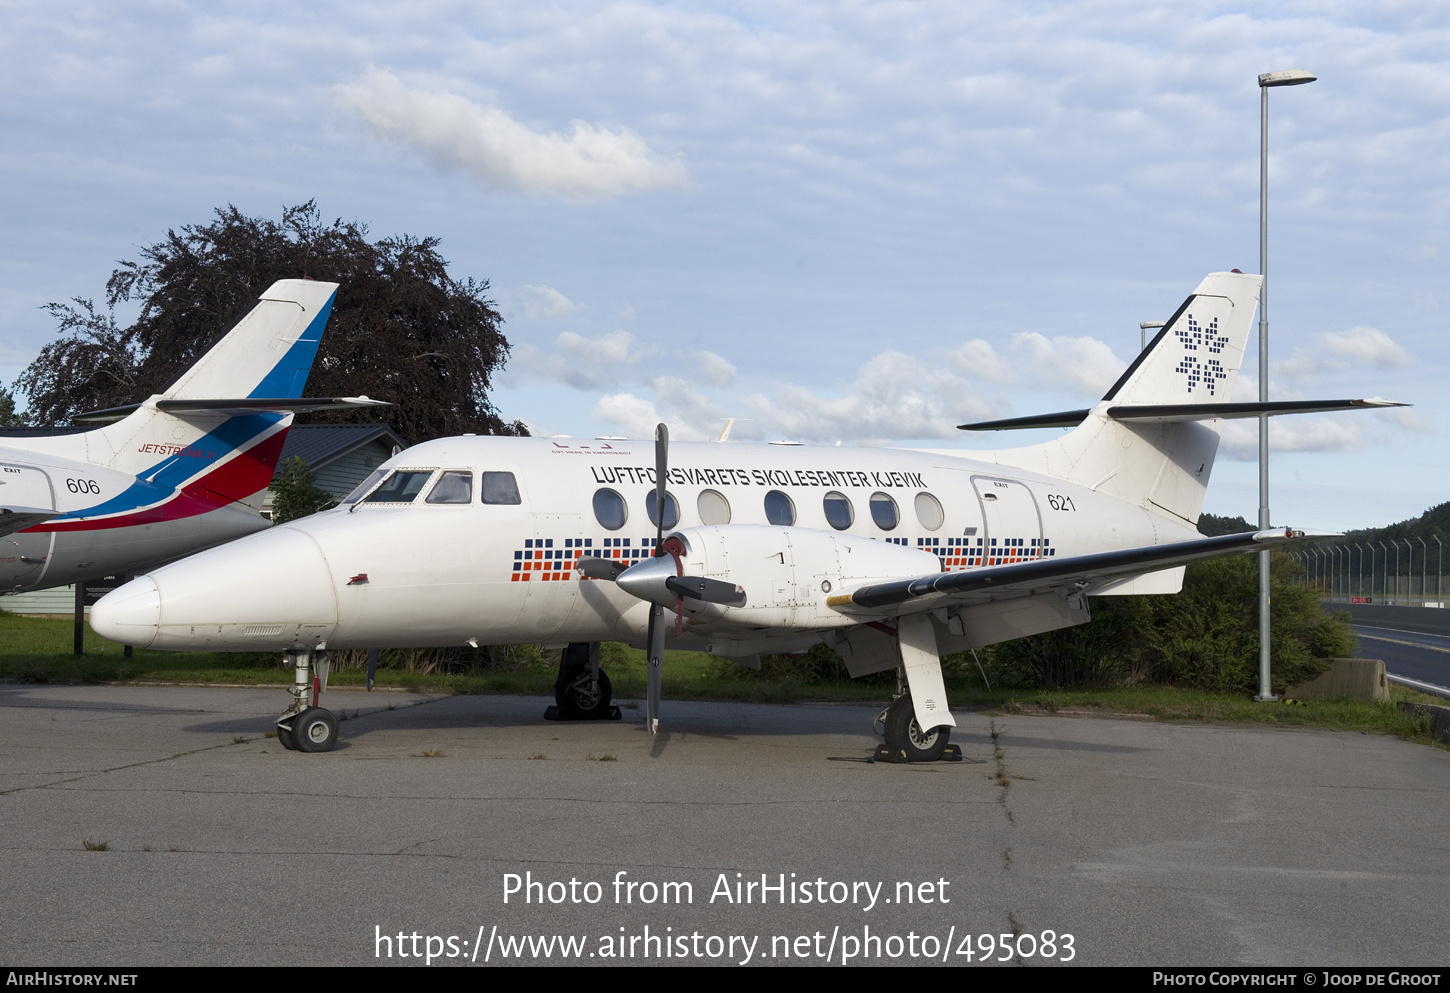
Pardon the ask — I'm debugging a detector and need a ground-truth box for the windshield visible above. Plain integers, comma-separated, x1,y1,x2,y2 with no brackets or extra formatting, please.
425,470,474,505
341,469,388,505
362,470,434,504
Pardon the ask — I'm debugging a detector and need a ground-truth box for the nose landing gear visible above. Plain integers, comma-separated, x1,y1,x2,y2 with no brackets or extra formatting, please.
546,642,621,721
275,649,339,752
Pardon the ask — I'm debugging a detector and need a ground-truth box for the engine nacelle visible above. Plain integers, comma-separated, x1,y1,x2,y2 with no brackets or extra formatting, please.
656,524,941,633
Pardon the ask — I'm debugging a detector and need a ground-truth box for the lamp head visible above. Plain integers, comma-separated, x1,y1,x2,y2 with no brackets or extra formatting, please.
1259,69,1316,87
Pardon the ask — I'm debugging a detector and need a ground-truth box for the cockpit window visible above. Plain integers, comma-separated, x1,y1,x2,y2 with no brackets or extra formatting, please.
481,471,522,505
363,470,434,504
342,469,388,505
425,470,473,505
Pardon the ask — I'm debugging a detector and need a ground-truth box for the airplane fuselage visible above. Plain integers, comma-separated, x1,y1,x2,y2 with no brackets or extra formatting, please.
0,436,276,593
96,434,1201,654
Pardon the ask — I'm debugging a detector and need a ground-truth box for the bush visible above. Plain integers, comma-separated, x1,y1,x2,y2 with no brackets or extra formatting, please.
989,550,1353,694
327,643,552,675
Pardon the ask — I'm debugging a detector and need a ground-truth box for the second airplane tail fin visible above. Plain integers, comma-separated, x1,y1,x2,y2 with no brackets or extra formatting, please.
40,280,344,521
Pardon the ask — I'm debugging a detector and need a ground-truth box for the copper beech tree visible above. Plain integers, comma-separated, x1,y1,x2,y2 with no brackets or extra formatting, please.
16,201,526,442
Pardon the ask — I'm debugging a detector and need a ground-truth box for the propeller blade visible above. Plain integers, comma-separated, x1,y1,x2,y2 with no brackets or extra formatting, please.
366,648,379,692
646,603,665,735
575,556,628,581
665,575,747,607
653,422,669,557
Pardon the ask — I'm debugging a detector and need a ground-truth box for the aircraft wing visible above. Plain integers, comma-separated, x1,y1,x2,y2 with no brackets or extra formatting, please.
827,528,1327,615
0,506,59,538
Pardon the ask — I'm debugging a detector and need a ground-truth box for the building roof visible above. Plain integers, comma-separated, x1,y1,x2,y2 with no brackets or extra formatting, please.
278,424,408,471
0,426,87,437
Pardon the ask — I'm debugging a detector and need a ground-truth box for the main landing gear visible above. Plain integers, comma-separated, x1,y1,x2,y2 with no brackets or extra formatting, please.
275,649,339,753
546,642,621,722
878,693,953,763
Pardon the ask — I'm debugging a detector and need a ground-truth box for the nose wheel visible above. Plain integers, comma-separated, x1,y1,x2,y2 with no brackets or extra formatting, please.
275,649,339,753
546,642,621,721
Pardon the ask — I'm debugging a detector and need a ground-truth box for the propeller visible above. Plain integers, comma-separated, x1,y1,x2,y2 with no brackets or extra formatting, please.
570,423,747,735
646,423,668,735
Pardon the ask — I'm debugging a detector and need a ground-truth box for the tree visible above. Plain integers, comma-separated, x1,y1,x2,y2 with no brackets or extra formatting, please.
1197,513,1253,537
268,457,339,524
15,201,527,441
0,388,29,428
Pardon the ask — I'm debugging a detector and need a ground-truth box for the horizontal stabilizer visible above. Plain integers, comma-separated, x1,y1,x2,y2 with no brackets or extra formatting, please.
0,506,59,538
959,398,1406,431
1106,397,1406,423
829,528,1334,613
74,397,391,423
957,409,1091,431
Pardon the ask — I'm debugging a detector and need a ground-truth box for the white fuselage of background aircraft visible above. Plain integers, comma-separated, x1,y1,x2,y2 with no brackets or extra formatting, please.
0,279,350,596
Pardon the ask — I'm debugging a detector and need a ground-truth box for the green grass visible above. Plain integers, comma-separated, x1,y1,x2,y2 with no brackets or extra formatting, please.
0,612,1441,745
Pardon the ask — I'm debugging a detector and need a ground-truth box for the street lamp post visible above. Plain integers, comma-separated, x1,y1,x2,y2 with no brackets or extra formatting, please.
1140,320,1165,353
1256,68,1317,701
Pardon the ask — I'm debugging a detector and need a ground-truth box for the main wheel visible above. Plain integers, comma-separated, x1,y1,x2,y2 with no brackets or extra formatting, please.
883,694,949,762
292,707,339,753
555,660,613,720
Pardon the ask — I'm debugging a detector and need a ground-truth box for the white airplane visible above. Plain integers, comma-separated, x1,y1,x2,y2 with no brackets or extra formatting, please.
0,278,383,595
90,271,1401,758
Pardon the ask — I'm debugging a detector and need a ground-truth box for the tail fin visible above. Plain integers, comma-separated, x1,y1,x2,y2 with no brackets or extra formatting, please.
992,271,1263,527
162,279,338,401
29,280,340,521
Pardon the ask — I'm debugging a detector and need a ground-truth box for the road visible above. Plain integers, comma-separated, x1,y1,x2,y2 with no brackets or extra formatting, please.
2,683,1448,967
1352,626,1450,696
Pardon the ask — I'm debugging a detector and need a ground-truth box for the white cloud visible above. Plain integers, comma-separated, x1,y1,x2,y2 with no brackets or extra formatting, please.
337,68,688,201
693,350,737,387
517,284,579,319
592,392,664,441
1011,333,1125,398
1319,326,1409,368
513,329,645,388
1219,417,1366,459
586,348,1009,444
1374,406,1433,434
744,350,1007,443
947,339,1012,383
1273,326,1410,381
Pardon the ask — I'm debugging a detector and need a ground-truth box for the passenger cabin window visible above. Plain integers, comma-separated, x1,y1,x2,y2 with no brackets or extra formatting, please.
425,470,473,505
363,470,433,504
646,490,680,530
697,489,731,525
593,488,627,530
764,489,796,526
481,472,522,505
342,468,388,505
870,492,899,531
914,491,945,531
823,491,854,530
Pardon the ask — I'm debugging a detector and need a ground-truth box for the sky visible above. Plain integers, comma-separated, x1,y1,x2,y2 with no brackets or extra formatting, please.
0,1,1446,531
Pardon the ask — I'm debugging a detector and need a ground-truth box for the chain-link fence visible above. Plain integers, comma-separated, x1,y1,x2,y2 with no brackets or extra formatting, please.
1287,536,1448,606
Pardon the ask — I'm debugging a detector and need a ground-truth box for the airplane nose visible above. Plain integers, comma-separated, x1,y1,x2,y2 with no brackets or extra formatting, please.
91,526,340,651
90,575,161,648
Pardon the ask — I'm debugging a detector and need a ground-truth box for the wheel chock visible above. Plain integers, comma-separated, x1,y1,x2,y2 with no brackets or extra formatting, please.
543,705,623,722
871,743,977,764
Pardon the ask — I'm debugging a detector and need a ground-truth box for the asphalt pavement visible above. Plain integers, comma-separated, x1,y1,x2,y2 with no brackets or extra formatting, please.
1353,625,1450,695
1,683,1447,967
